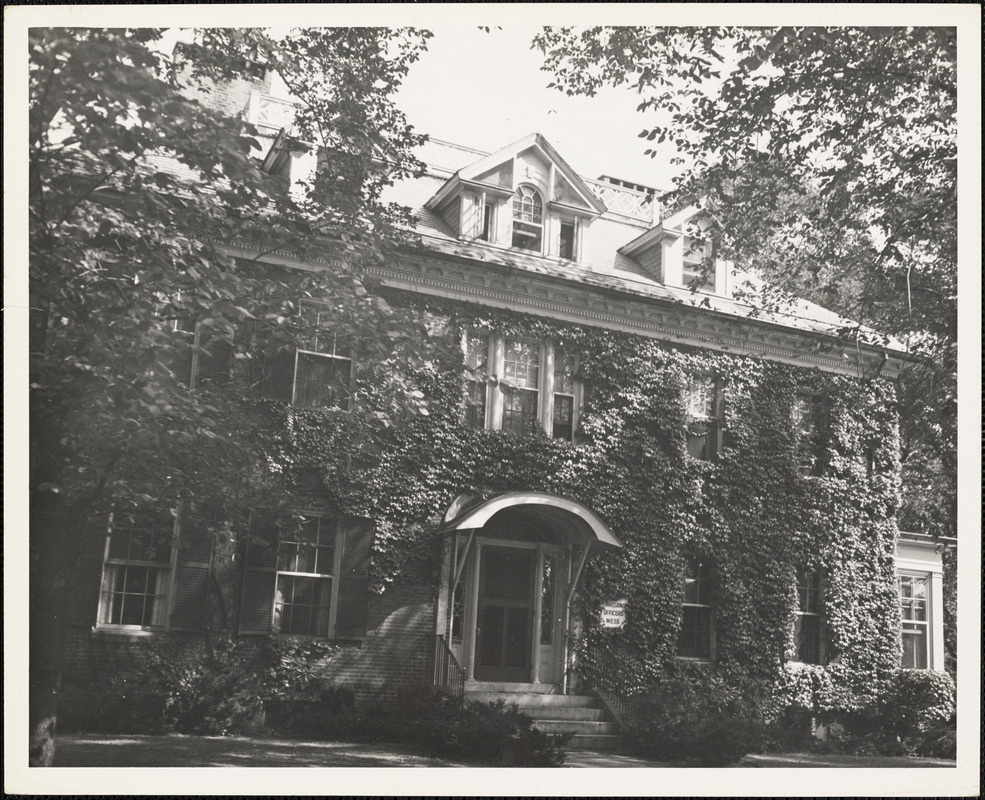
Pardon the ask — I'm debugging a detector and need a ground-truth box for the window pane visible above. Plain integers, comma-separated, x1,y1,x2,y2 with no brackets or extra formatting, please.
794,614,822,664
679,606,711,659
465,333,487,428
275,574,332,637
503,388,539,434
295,352,351,409
552,395,574,440
902,624,928,669
99,564,167,627
559,221,575,260
688,376,717,419
554,350,574,395
504,341,540,389
684,559,710,604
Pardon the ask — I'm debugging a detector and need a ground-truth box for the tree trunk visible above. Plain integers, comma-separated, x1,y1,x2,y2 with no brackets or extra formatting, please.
29,500,70,767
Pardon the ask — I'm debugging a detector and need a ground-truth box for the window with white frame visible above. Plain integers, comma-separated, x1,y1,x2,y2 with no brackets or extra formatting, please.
686,374,723,461
794,567,823,664
462,332,581,441
552,349,576,440
511,184,544,252
478,202,496,243
502,339,541,434
682,238,715,292
273,515,339,637
679,557,713,659
293,304,352,409
899,573,929,669
97,510,174,629
558,219,577,261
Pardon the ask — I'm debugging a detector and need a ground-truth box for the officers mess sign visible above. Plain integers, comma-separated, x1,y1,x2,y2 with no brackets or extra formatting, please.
600,599,627,629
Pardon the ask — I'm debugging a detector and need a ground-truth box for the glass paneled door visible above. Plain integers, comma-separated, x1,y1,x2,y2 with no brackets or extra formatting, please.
475,546,536,682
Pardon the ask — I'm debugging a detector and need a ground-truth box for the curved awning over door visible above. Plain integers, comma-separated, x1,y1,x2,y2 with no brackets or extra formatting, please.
434,491,623,549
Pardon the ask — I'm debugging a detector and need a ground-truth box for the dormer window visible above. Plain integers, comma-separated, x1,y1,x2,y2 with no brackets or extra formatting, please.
512,185,543,252
559,220,577,261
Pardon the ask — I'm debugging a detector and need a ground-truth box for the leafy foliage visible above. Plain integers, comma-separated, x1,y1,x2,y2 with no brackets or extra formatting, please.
284,690,570,767
28,26,433,764
533,25,957,667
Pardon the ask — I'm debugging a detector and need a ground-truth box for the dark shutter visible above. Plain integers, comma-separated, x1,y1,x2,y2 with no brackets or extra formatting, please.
63,522,105,628
238,513,278,635
169,518,213,631
334,517,374,640
259,348,295,403
196,338,233,387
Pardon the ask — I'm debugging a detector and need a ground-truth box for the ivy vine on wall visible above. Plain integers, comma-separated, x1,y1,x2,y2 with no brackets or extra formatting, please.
233,292,904,716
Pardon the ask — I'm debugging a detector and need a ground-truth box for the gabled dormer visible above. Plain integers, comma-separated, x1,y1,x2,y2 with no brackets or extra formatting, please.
424,134,606,263
619,203,733,297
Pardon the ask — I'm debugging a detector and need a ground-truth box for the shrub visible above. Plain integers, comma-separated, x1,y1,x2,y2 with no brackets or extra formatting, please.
627,663,767,765
274,690,569,766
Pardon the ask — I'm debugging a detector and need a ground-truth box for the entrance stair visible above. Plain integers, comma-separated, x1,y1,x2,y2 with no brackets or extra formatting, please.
464,681,624,751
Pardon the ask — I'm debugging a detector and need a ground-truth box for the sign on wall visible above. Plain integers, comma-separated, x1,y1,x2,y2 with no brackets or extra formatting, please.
600,599,628,629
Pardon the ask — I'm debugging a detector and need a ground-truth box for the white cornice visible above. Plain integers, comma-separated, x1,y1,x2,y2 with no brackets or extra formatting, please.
368,253,907,380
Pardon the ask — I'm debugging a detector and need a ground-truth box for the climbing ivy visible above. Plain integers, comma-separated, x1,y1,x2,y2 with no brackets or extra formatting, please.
223,292,904,718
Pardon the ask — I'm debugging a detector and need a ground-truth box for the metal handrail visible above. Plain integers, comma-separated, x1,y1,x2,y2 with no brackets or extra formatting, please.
423,633,466,700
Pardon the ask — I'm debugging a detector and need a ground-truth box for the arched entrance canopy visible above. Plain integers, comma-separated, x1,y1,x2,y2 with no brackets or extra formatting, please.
434,491,623,549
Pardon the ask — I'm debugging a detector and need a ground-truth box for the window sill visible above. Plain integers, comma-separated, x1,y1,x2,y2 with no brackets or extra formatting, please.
675,655,714,664
91,626,161,639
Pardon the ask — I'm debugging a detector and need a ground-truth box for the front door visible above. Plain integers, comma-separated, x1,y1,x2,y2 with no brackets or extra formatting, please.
475,546,536,682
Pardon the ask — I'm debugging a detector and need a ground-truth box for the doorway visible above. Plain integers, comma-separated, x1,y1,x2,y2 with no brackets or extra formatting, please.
474,545,536,682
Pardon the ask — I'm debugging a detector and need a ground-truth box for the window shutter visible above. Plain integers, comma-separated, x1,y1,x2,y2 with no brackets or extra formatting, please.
169,520,213,631
260,348,295,403
334,517,374,640
238,513,277,635
64,522,104,628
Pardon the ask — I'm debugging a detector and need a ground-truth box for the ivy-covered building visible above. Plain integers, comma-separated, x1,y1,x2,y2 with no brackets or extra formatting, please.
60,73,950,740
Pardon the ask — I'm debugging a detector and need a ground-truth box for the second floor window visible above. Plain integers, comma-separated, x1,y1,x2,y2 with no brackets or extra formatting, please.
686,375,723,461
792,392,824,476
502,339,541,434
462,332,582,441
512,185,543,252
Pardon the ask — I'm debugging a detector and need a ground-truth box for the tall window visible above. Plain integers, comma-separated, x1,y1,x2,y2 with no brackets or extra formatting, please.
682,237,715,291
478,202,495,242
464,332,488,428
511,185,543,252
274,516,337,637
679,557,713,659
899,574,929,669
686,375,723,461
794,568,823,664
792,392,824,476
98,511,173,629
552,350,576,440
502,339,540,434
294,304,352,409
540,553,558,644
559,220,577,260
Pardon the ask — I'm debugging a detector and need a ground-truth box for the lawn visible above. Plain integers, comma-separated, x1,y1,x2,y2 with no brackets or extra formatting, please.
52,734,957,769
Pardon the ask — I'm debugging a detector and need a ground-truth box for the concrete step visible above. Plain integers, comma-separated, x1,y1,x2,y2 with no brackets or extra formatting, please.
464,681,558,694
520,706,605,721
533,719,619,735
465,691,599,707
566,734,628,751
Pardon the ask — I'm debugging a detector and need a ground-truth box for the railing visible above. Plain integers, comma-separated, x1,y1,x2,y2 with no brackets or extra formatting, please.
423,634,466,700
584,178,660,223
580,639,642,729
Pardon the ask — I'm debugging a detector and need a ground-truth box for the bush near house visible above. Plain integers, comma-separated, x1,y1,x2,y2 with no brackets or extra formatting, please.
58,637,569,766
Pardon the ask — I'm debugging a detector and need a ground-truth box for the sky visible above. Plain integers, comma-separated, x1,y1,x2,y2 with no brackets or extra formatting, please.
393,26,683,192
